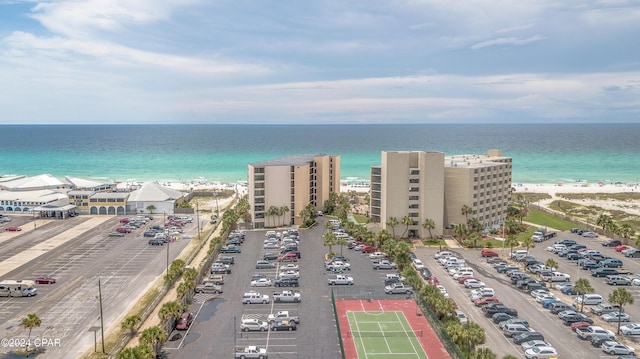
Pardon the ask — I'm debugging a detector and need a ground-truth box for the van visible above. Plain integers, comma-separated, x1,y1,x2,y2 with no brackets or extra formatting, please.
605,275,631,286
575,294,603,306
589,303,621,315
549,302,571,314
455,310,468,324
510,249,528,259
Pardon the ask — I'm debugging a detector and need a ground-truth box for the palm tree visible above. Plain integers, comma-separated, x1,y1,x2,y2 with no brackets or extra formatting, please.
386,217,399,238
573,278,595,313
521,236,534,253
502,355,519,359
454,223,468,244
421,218,435,239
22,313,41,345
267,205,278,227
335,235,348,256
545,258,558,271
400,216,412,238
469,231,481,249
117,344,155,359
461,204,473,224
467,217,483,233
183,267,197,282
324,220,334,233
121,314,142,336
323,231,337,256
177,279,195,299
279,205,289,226
469,347,496,359
158,300,183,324
146,205,156,214
597,214,612,231
608,288,634,334
139,326,167,355
504,234,519,258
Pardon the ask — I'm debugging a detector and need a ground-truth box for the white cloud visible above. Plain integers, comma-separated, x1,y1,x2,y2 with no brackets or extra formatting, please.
471,35,545,50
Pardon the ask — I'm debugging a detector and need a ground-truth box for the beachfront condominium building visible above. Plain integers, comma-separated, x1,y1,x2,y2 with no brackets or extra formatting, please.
248,154,340,228
370,150,512,237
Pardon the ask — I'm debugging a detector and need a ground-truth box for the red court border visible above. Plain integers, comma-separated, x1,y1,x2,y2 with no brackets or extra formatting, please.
335,299,451,359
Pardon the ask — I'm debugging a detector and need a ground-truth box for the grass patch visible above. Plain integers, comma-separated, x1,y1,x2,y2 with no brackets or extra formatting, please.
557,192,640,202
352,214,369,224
480,239,505,248
516,226,538,243
422,239,447,247
513,192,553,203
524,207,579,231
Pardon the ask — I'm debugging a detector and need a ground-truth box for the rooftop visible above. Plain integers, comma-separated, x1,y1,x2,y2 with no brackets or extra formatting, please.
250,154,332,167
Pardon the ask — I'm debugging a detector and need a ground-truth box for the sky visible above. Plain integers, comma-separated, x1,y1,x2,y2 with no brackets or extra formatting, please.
0,0,639,124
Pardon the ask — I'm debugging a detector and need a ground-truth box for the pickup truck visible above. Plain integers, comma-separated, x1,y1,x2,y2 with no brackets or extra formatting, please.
272,290,302,303
384,283,414,294
325,261,351,271
591,267,631,277
267,310,300,324
532,231,557,242
210,263,232,274
327,274,354,285
235,345,268,359
372,260,397,270
206,274,224,285
575,326,614,341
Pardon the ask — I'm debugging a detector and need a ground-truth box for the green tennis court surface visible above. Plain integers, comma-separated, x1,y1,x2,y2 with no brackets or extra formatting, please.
347,310,429,359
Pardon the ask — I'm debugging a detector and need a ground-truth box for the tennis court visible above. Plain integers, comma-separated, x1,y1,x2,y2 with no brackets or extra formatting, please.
335,299,450,359
347,310,428,359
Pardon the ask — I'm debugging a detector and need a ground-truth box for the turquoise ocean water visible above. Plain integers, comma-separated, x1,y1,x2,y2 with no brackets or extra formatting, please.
0,124,638,185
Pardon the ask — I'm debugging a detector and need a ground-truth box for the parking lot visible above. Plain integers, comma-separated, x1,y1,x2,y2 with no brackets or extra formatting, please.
164,217,419,359
0,214,194,359
414,230,640,358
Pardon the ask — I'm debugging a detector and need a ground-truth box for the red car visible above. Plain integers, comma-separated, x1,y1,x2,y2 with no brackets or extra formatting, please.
570,321,592,332
119,218,131,223
361,246,378,253
5,226,22,232
615,245,629,252
481,249,498,257
278,253,298,262
176,312,194,330
35,276,56,284
116,227,132,233
474,297,500,307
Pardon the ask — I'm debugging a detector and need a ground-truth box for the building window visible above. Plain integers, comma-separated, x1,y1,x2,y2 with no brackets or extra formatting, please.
409,204,419,209
408,213,418,217
254,175,264,181
409,178,419,184
410,169,419,175
409,187,419,192
409,196,419,200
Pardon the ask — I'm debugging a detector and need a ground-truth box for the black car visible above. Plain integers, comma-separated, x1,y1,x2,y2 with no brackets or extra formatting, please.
420,268,432,280
148,238,163,246
328,256,349,262
144,230,160,237
226,237,242,246
274,277,299,287
217,256,235,264
591,268,618,277
270,320,297,331
562,313,593,325
483,306,517,317
492,313,515,324
263,253,278,261
513,331,544,344
566,252,581,260
603,240,622,247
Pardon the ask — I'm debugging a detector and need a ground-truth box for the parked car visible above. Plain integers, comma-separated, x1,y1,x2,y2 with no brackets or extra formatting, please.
481,249,499,257
250,278,273,287
603,240,622,247
601,341,635,355
601,312,630,323
513,331,544,344
524,346,557,359
176,312,194,330
255,261,276,269
240,319,268,332
108,231,125,237
35,275,56,284
263,252,278,261
620,323,640,336
220,245,241,253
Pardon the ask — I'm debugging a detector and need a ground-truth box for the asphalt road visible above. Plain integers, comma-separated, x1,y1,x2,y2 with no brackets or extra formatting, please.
414,230,640,359
0,214,194,359
163,217,418,359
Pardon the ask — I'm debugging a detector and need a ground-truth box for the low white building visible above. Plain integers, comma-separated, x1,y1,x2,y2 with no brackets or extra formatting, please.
126,182,186,214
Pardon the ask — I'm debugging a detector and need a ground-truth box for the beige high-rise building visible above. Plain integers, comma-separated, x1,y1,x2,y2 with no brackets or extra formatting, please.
444,149,512,230
248,154,340,228
370,150,511,237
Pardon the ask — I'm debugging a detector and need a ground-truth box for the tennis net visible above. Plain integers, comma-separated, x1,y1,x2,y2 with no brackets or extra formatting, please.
347,330,422,338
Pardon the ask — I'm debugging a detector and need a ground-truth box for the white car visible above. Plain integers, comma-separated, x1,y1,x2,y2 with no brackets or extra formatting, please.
524,346,557,359
453,271,474,280
240,319,269,332
582,231,598,238
278,270,300,279
535,293,556,303
368,251,388,259
250,278,272,287
521,340,553,351
263,242,279,249
620,323,640,335
435,250,453,259
412,259,425,269
436,285,449,298
281,263,299,271
464,279,485,289
601,312,630,322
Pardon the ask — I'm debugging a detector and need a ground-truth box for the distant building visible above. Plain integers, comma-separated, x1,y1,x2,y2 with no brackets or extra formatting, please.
248,154,340,228
370,150,512,237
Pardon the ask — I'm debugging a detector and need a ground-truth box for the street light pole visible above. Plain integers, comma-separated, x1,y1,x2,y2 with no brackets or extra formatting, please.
196,200,200,240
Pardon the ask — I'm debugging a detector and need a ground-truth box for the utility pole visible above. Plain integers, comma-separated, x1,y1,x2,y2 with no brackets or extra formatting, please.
98,278,105,353
196,199,201,240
